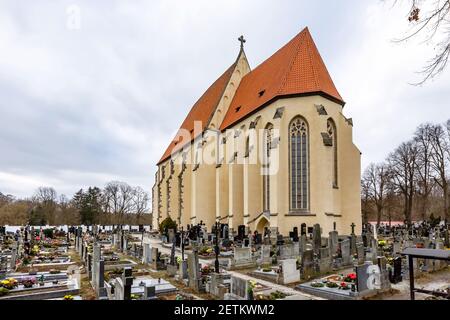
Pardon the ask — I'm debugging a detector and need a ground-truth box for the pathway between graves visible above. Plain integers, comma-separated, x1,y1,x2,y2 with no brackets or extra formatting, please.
147,238,323,300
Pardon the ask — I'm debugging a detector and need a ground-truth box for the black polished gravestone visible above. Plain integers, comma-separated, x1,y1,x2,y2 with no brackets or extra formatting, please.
276,234,284,246
289,227,299,242
389,257,402,284
307,227,314,239
175,232,181,247
301,223,307,236
237,225,246,241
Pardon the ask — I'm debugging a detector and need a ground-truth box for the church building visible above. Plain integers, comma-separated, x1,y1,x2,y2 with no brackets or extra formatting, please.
152,27,361,236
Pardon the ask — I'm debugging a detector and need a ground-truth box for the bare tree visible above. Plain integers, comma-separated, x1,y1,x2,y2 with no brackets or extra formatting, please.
387,140,418,225
103,181,134,223
33,187,58,225
414,123,435,219
429,122,450,220
363,163,390,226
0,192,14,207
391,0,450,84
132,186,150,223
361,178,371,225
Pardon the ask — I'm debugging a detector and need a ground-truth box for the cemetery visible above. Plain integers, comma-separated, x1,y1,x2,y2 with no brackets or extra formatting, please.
0,220,448,301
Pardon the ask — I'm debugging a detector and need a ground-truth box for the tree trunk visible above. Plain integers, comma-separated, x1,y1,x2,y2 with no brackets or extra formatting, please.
376,206,382,227
444,183,449,221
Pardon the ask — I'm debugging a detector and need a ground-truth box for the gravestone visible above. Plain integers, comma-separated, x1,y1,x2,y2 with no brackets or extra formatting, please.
144,285,157,300
356,243,365,264
187,251,201,292
237,225,246,241
151,247,164,270
260,245,272,265
350,234,357,255
319,246,332,273
279,243,295,259
356,262,374,294
210,273,229,299
115,278,125,300
230,276,248,300
142,243,151,264
328,231,339,256
301,249,315,280
299,234,307,255
280,259,300,284
95,260,106,298
87,253,93,280
233,247,253,267
312,224,321,256
179,260,188,279
122,267,133,300
9,247,17,270
122,237,128,254
393,241,401,255
389,257,402,284
340,239,351,265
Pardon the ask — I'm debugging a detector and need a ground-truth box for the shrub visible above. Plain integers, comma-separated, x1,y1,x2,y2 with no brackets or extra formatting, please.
42,229,54,239
159,217,177,234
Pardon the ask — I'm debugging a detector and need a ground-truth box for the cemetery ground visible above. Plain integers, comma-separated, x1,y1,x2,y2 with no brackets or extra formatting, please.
0,222,449,301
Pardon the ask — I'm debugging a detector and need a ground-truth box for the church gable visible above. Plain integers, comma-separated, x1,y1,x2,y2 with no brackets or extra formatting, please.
207,49,251,131
219,27,344,131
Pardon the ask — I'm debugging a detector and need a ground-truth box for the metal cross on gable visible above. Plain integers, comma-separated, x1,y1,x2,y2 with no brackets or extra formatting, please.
238,35,246,49
351,222,356,235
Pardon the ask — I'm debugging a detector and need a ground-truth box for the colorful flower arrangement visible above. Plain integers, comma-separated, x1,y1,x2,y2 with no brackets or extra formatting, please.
21,277,36,288
378,240,387,247
343,273,357,283
201,265,213,275
339,282,350,290
0,278,18,290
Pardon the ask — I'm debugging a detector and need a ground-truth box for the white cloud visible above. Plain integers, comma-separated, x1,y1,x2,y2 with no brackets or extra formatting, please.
0,0,449,198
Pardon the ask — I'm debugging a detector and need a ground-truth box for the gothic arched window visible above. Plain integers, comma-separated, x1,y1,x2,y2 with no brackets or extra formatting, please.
289,117,309,211
263,123,273,212
327,118,338,188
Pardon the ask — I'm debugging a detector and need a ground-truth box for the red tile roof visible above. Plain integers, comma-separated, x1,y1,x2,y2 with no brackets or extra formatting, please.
158,62,236,165
158,27,343,165
219,27,344,130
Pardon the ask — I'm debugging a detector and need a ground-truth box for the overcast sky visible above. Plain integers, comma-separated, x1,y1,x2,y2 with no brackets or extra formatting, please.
0,0,449,199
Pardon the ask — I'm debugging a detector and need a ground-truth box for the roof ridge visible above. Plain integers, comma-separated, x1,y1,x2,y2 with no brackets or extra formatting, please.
305,30,320,89
204,61,238,129
277,28,308,95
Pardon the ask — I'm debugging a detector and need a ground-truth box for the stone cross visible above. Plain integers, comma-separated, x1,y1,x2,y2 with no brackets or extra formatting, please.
238,35,246,49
